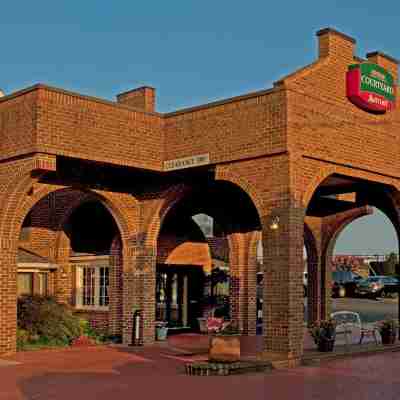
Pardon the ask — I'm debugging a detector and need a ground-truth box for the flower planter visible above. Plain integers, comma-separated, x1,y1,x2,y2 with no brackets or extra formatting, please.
209,335,241,362
381,331,396,345
317,338,335,352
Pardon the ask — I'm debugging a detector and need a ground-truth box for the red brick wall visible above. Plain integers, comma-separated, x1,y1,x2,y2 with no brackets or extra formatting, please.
164,89,287,165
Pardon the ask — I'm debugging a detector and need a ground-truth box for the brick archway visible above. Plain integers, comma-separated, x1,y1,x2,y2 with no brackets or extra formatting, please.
0,177,140,353
151,178,262,336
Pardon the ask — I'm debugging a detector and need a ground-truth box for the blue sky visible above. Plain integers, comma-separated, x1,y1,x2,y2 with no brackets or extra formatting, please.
1,1,399,254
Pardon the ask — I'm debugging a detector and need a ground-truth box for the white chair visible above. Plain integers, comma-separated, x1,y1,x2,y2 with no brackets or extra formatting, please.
331,311,361,347
331,311,378,346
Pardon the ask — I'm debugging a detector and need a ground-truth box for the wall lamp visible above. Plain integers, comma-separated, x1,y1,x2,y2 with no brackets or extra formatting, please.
269,216,280,231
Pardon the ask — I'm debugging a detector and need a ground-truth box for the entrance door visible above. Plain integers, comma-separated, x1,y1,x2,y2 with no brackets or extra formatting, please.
156,265,204,329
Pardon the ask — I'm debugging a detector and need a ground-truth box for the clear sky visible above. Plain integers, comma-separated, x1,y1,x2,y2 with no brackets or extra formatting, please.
1,1,399,255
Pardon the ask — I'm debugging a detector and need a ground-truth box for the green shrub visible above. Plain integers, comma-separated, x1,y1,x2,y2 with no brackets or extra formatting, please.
16,329,29,350
18,295,81,346
78,318,120,344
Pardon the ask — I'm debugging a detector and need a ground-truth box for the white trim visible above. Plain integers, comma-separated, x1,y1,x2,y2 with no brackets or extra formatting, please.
18,262,58,270
75,306,109,312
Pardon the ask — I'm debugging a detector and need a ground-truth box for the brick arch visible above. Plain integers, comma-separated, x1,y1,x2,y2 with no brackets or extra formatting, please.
322,206,374,266
0,163,47,239
215,170,263,219
3,183,140,343
145,184,191,247
147,176,262,251
302,166,400,211
51,190,138,264
9,185,138,257
53,191,98,263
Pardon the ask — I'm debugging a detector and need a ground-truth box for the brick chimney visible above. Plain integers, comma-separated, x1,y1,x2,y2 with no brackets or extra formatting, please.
366,51,399,83
316,28,355,60
116,86,156,112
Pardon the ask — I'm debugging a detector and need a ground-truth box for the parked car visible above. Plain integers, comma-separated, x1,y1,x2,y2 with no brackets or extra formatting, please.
356,276,400,298
331,270,362,297
379,276,400,298
355,276,385,299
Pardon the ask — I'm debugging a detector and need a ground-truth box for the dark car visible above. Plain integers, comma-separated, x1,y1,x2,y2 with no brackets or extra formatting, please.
379,276,400,297
360,276,400,298
355,276,385,299
331,270,362,297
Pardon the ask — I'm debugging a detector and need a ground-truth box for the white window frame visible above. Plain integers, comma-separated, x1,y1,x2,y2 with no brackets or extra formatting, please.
75,264,110,311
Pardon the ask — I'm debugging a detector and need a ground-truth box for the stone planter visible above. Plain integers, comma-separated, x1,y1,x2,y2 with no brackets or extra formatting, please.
317,338,335,352
381,330,396,345
209,335,241,362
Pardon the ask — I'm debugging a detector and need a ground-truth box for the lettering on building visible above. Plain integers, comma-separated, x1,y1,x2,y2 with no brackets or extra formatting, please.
163,153,210,171
346,63,395,113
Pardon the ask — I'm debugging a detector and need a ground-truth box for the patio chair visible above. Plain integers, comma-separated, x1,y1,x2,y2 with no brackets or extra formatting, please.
331,311,378,346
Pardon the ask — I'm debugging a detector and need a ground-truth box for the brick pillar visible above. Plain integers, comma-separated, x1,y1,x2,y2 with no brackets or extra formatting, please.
109,236,123,336
260,205,305,366
54,245,73,304
228,231,258,335
304,219,322,326
122,244,156,345
0,241,18,354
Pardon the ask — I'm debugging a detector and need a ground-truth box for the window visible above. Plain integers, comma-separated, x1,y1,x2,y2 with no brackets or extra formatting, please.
76,265,109,309
38,273,48,296
18,273,33,296
17,271,49,297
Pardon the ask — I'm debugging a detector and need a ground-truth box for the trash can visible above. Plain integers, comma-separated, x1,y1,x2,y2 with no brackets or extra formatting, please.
155,323,168,341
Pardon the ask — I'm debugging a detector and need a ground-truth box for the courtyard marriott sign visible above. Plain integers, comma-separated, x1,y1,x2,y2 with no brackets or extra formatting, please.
346,63,395,113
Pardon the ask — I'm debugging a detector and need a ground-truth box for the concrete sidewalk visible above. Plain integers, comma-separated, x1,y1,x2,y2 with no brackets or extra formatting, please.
1,342,400,400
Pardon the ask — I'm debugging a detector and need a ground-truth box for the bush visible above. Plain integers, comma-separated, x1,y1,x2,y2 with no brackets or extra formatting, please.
18,295,81,346
16,329,29,350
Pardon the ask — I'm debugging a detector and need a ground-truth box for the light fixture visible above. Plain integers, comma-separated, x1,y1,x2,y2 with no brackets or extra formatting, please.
270,216,280,231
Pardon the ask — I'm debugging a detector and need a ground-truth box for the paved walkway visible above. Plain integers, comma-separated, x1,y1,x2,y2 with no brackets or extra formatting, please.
1,339,400,400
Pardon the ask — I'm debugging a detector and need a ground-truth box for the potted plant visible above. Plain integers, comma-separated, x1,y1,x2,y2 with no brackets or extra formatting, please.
377,318,398,345
208,322,241,363
309,319,337,352
155,321,168,341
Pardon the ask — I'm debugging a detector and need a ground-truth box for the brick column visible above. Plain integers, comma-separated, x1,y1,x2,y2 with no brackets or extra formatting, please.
260,205,305,366
228,231,258,335
122,243,156,345
304,219,322,326
54,245,73,304
109,236,123,337
0,241,18,354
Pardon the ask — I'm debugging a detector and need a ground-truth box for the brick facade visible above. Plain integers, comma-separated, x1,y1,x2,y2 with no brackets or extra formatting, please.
0,28,399,366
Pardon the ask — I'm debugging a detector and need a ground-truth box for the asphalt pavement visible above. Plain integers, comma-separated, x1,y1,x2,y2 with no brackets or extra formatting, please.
332,297,399,323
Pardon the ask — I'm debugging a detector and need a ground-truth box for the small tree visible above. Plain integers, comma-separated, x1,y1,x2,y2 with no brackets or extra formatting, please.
383,253,398,276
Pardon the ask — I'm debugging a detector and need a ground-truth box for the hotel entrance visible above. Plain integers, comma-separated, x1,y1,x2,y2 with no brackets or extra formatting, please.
156,264,204,331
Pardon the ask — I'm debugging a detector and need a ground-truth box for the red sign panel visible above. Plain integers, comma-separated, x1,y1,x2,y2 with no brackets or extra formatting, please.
346,63,395,113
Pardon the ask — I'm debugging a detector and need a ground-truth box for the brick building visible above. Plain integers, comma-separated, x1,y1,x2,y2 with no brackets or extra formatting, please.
0,28,399,366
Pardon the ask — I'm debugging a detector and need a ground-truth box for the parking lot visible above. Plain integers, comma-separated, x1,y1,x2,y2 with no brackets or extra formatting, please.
332,297,399,323
303,296,399,324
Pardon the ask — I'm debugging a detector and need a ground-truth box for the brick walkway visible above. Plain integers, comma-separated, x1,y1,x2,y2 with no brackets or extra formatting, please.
1,339,400,400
